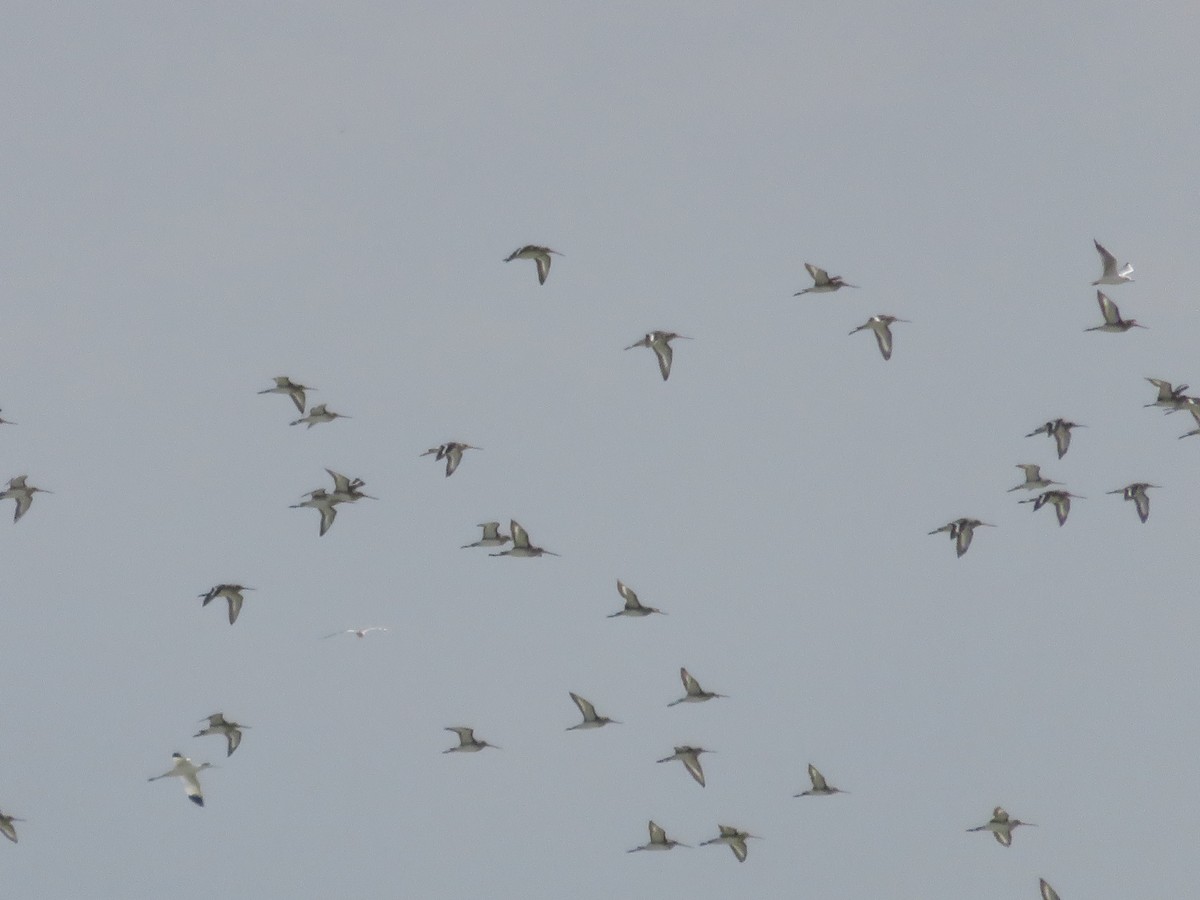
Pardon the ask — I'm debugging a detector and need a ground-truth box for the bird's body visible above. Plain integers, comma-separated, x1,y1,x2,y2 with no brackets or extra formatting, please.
656,746,711,787
194,713,248,757
609,580,665,617
1009,464,1062,492
0,810,24,843
291,489,339,536
794,262,858,295
566,692,619,729
669,667,726,705
849,315,908,360
443,726,499,753
503,245,561,285
258,376,313,414
794,763,846,796
1021,490,1083,526
462,522,510,548
199,584,253,625
490,520,558,557
290,404,349,428
323,626,389,639
148,753,213,807
1086,291,1144,332
421,442,480,477
1092,239,1133,285
628,820,689,852
624,331,691,381
967,806,1036,847
1108,482,1158,523
929,518,995,558
700,824,758,862
1026,419,1083,459
0,476,51,523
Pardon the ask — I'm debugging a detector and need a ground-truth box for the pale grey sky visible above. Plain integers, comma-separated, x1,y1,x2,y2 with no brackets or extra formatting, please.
3,4,1199,898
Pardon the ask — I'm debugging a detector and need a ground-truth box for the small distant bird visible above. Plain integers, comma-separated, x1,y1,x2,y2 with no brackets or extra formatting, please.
967,806,1036,847
700,824,759,863
609,580,665,617
668,668,726,705
1107,482,1158,523
849,315,909,360
490,520,559,557
566,692,619,730
794,262,858,295
443,726,499,753
1144,378,1191,411
0,810,24,843
1039,879,1061,900
1026,419,1084,459
929,518,995,558
0,476,51,523
290,488,340,536
323,626,389,639
258,376,313,414
1086,291,1144,332
1092,239,1133,285
794,763,847,797
199,584,253,625
0,410,16,425
1008,464,1062,492
462,522,510,549
628,820,690,852
1020,490,1083,526
625,331,691,381
148,753,214,807
290,404,349,428
503,245,561,285
194,713,248,757
421,442,481,478
656,746,711,787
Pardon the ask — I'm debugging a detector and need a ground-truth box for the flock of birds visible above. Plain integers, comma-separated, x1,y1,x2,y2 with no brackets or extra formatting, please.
0,239,1184,898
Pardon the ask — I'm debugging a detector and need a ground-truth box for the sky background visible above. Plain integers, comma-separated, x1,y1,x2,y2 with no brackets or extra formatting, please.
2,3,1199,898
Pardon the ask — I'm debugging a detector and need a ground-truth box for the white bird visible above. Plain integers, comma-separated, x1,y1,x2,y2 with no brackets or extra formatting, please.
148,753,214,807
609,580,665,617
656,746,711,787
628,820,690,852
1008,464,1062,492
0,475,52,523
1039,878,1062,900
1107,482,1158,523
443,726,499,753
421,442,481,478
668,667,726,705
967,806,1036,847
624,331,692,381
199,584,253,625
794,262,858,295
1086,291,1144,332
258,376,313,414
490,520,559,557
462,522,510,549
1020,490,1083,526
1026,419,1084,459
566,692,619,730
700,824,759,862
849,315,909,360
503,245,561,285
0,810,24,843
194,713,248,757
290,404,349,428
794,763,847,796
1092,239,1133,285
323,626,390,639
928,518,995,558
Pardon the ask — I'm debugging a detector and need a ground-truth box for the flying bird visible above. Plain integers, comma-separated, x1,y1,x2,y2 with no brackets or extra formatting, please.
928,518,995,558
199,584,253,625
656,746,711,787
258,376,313,414
625,331,691,381
1144,378,1191,411
290,404,349,428
1107,482,1158,523
1020,490,1083,526
323,626,390,639
462,522,510,549
1039,879,1061,900
849,315,909,360
0,476,51,523
0,810,24,843
1026,419,1083,459
628,820,690,852
503,245,561,285
421,442,481,477
794,763,847,796
1086,291,1144,332
609,580,665,617
148,753,214,807
1092,239,1133,285
1008,464,1062,492
0,410,16,425
668,667,726,705
489,520,559,557
794,262,858,295
443,726,499,753
194,713,248,757
566,692,619,730
967,806,1036,847
700,825,759,863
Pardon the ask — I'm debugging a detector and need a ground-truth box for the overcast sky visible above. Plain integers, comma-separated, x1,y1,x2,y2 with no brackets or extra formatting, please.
3,3,1199,898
